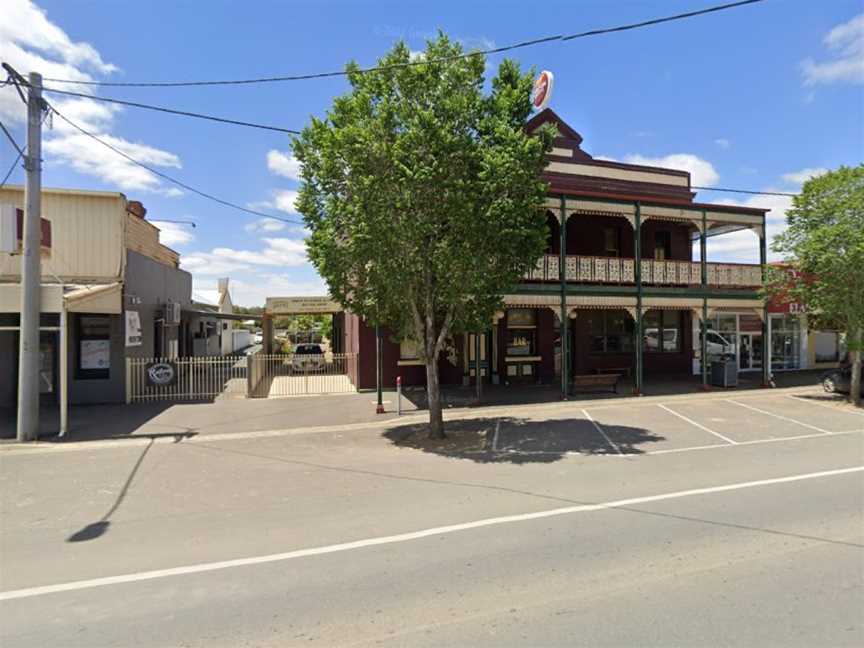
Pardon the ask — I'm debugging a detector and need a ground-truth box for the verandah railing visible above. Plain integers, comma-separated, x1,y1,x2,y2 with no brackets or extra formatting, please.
525,254,763,287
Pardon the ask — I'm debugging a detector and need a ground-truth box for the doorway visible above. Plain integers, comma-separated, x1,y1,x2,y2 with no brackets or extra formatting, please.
739,333,762,371
467,332,489,384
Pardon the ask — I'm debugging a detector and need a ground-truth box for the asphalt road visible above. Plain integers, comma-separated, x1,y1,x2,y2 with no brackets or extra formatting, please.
1,391,862,647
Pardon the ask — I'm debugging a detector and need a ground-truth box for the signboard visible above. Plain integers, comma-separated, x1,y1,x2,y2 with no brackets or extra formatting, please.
80,340,110,370
125,310,142,347
146,361,177,387
265,296,341,315
531,70,554,111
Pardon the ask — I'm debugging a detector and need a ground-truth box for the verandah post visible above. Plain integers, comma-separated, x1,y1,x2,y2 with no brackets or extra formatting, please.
634,201,643,395
701,210,709,390
559,194,568,399
759,214,771,387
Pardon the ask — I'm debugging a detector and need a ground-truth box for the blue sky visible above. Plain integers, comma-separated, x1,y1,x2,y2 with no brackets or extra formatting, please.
1,0,862,305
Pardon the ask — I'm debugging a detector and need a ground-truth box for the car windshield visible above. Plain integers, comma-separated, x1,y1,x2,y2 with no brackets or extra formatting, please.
296,345,322,354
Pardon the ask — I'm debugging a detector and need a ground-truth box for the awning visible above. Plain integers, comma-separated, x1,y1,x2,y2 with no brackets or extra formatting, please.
64,282,122,314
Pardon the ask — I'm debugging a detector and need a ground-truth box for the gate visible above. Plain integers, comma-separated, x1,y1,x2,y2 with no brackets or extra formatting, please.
247,352,357,397
126,355,249,403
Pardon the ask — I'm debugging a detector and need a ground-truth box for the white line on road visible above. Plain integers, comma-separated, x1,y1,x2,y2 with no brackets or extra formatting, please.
727,399,832,434
582,409,623,455
4,465,860,603
787,394,864,416
656,404,738,445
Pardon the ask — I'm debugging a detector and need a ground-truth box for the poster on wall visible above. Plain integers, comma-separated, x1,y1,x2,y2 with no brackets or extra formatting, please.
80,340,110,369
125,310,143,347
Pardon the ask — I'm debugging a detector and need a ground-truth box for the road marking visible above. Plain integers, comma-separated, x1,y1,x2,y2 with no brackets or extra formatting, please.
787,394,864,416
726,399,831,434
491,420,500,452
656,404,738,445
582,409,623,455
2,465,861,603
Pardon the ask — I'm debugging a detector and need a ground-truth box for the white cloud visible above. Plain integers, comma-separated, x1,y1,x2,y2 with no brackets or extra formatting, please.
181,237,308,276
781,167,828,186
151,221,194,247
43,132,181,191
266,150,301,180
244,217,287,233
622,153,720,187
801,13,864,85
694,189,794,264
193,273,328,308
0,0,182,195
714,138,730,149
273,189,300,213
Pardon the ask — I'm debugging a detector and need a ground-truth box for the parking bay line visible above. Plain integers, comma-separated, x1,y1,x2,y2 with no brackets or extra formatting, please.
726,399,832,434
1,465,861,603
582,408,623,455
656,403,738,445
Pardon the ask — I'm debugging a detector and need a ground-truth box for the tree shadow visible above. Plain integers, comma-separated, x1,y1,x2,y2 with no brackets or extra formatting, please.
383,415,665,464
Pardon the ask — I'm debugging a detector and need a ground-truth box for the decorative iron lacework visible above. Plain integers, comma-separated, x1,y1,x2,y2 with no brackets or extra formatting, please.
621,259,635,282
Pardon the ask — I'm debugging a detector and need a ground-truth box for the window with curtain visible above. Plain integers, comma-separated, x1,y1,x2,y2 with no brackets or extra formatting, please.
654,231,672,260
603,227,620,257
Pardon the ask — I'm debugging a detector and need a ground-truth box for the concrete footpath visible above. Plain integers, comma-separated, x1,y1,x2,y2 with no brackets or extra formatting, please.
0,375,843,446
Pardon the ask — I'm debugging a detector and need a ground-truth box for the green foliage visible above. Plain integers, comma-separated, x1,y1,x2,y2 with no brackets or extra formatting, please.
767,165,864,348
294,33,555,365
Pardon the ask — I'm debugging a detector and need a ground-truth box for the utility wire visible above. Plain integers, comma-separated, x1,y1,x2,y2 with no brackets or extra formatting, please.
42,86,300,134
0,151,23,188
0,119,25,157
42,0,766,88
46,102,303,225
693,186,797,197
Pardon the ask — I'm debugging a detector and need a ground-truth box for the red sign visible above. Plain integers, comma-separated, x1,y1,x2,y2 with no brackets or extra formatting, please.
531,70,554,111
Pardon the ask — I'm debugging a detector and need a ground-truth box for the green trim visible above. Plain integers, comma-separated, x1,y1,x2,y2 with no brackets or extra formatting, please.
634,201,643,395
559,194,568,399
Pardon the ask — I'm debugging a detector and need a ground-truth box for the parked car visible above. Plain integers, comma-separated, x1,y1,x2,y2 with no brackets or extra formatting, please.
253,331,263,344
291,343,326,372
821,365,864,396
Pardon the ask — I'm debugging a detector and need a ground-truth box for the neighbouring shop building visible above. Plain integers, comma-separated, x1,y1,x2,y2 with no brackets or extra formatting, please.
340,108,776,394
0,186,192,412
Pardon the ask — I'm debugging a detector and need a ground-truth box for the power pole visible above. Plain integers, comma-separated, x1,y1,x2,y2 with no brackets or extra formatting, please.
17,71,43,442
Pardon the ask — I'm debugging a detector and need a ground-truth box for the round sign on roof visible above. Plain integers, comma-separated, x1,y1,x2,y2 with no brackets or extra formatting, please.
531,70,554,111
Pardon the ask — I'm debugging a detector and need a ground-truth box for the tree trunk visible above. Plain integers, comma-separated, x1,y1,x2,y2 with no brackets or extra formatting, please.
850,328,862,408
425,354,445,438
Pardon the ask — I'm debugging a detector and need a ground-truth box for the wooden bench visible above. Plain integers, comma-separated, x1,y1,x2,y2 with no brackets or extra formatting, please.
571,373,622,394
596,366,631,378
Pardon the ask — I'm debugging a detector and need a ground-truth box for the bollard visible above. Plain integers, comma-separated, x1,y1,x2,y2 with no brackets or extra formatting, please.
396,376,402,416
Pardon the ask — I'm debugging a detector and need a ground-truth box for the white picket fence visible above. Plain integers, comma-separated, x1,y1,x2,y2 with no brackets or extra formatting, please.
126,352,359,403
126,355,249,403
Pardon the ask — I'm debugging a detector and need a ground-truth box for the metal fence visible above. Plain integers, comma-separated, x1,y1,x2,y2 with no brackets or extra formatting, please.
247,353,358,398
126,355,249,403
127,352,359,403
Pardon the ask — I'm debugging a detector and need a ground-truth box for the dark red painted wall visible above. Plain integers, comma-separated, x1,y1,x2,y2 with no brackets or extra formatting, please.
557,216,692,261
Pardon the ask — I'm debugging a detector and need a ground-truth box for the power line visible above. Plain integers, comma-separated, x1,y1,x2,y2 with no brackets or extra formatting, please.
0,150,23,187
41,86,300,134
46,102,303,225
0,119,25,157
41,0,767,88
694,186,797,197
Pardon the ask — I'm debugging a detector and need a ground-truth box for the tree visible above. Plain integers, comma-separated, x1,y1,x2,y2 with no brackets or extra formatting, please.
766,165,864,406
294,34,555,437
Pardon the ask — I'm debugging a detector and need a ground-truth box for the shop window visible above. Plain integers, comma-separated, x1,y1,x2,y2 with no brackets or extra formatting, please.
644,310,681,353
813,331,840,363
654,231,672,260
588,310,634,354
771,315,801,370
76,315,111,379
603,227,619,257
506,309,537,357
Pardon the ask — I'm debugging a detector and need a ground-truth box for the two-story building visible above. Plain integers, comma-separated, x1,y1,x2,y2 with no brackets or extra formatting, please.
0,186,192,420
342,109,770,394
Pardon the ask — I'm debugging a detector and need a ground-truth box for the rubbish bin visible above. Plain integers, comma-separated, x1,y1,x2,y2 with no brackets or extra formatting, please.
710,359,738,387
